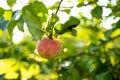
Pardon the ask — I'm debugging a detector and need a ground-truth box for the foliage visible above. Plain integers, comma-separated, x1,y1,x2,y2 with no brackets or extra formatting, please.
0,0,120,80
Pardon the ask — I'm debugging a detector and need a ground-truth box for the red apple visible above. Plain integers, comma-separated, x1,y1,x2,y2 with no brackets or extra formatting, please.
36,37,62,58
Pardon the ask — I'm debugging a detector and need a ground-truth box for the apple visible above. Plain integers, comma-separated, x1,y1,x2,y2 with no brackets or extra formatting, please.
36,37,62,58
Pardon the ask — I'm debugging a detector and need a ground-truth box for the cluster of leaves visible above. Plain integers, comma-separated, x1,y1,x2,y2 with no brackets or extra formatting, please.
0,0,120,80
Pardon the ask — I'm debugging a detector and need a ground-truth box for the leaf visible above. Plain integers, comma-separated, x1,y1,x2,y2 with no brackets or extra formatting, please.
0,17,9,31
6,0,16,7
48,1,59,10
0,74,4,80
95,72,113,80
116,19,120,28
54,23,64,34
0,10,19,31
22,10,44,40
77,0,84,7
46,13,59,32
11,10,20,21
54,17,79,35
91,6,103,19
63,16,80,30
26,1,48,26
17,16,24,32
0,8,4,17
8,20,17,37
61,9,71,14
70,29,77,36
3,10,12,20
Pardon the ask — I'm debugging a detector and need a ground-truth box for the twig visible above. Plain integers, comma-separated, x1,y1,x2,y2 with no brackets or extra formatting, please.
48,0,64,39
55,0,63,14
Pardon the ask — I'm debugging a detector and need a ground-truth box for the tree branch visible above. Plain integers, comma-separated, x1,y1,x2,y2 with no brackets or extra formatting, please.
55,0,63,14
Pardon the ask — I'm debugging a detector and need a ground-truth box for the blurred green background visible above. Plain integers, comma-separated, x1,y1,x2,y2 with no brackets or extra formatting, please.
0,0,120,80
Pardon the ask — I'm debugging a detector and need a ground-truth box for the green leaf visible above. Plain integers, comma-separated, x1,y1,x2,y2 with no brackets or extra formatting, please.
0,74,4,80
26,1,48,26
116,19,120,28
0,17,9,31
0,10,19,31
7,0,16,7
54,17,79,35
48,1,59,10
11,10,20,21
70,29,77,36
77,0,84,7
22,10,44,40
91,6,103,19
54,23,64,34
17,16,24,32
71,68,81,80
0,8,4,17
46,13,59,32
8,20,17,37
95,72,113,80
61,9,71,14
63,16,80,30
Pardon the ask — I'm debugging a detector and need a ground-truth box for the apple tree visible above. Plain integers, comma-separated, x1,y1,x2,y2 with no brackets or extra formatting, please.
0,0,120,80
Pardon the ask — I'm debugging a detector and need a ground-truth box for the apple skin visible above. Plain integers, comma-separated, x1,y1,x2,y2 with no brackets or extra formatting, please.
36,37,62,58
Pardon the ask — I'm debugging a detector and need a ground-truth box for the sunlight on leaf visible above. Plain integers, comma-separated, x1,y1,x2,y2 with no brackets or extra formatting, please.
5,72,18,79
110,56,115,66
76,28,91,45
21,64,40,79
111,28,120,38
3,11,12,20
105,41,113,51
97,31,105,40
51,73,58,79
0,29,2,36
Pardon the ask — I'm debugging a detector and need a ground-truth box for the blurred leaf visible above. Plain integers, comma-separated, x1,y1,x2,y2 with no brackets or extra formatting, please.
0,17,9,31
17,16,24,32
116,19,120,28
91,6,103,19
71,68,81,80
62,9,71,14
46,13,59,32
6,0,16,7
22,9,44,40
11,10,20,21
63,16,80,30
3,10,12,20
70,29,77,36
77,0,84,7
111,28,120,38
0,8,4,17
48,1,59,10
95,72,113,80
0,10,19,31
76,55,98,73
0,29,2,36
0,74,4,80
8,20,17,37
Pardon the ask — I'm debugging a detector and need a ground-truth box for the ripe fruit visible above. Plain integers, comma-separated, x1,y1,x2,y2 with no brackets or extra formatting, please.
36,37,62,58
